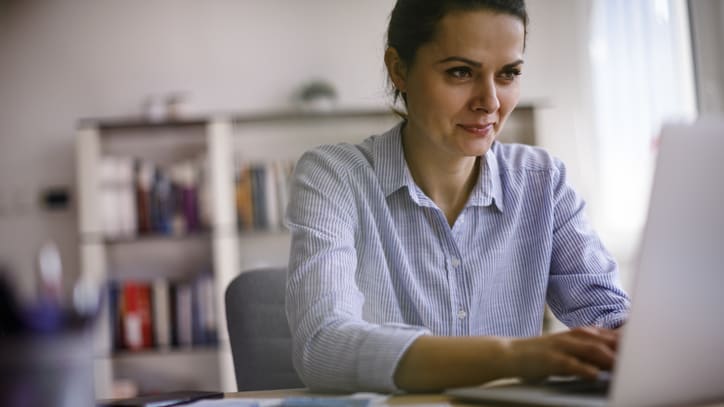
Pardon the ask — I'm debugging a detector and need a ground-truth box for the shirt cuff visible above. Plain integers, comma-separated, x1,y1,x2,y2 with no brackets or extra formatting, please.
595,312,628,329
356,324,430,392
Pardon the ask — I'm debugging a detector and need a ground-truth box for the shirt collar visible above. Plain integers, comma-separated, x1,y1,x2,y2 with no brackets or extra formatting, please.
373,122,504,211
375,122,415,198
469,144,505,212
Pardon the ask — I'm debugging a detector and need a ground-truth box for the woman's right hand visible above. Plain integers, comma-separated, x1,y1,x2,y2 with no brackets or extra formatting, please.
507,327,619,382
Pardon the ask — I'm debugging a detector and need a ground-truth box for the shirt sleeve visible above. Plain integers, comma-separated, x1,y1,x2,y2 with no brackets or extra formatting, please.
285,147,428,392
546,159,631,329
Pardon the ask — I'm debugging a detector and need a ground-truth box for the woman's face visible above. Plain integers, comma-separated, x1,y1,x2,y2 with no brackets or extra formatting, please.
390,9,525,160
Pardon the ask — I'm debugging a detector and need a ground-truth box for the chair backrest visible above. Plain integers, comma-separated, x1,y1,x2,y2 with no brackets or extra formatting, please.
224,267,303,391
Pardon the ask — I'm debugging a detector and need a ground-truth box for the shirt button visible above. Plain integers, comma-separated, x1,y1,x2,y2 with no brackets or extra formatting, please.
457,309,467,319
451,257,461,267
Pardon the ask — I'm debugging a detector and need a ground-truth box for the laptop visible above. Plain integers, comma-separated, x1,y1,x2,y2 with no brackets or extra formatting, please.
446,119,724,407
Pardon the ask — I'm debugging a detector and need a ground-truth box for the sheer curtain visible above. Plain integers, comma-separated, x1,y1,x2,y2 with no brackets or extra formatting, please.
588,0,697,283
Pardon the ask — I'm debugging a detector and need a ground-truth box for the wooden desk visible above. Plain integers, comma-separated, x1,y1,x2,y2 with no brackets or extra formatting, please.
225,388,474,405
226,388,724,407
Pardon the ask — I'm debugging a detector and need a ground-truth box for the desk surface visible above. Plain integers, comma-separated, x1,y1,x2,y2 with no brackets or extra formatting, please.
226,388,472,405
226,388,724,407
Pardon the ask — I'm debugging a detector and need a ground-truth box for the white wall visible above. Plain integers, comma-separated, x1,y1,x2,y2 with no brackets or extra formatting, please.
0,0,603,297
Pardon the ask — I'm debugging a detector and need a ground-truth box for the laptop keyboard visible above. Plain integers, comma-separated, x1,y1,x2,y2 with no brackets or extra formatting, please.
542,373,611,395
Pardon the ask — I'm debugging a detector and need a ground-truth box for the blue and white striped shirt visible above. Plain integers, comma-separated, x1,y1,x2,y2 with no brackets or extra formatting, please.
285,122,630,392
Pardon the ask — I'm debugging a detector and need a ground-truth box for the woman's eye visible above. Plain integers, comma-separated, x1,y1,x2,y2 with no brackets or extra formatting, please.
446,67,473,80
500,69,522,81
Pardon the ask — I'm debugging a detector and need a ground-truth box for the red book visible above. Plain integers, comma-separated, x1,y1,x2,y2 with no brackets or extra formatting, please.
121,282,154,350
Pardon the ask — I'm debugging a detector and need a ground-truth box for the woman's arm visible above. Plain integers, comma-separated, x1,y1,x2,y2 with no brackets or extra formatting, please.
286,146,429,392
546,159,630,328
395,327,619,392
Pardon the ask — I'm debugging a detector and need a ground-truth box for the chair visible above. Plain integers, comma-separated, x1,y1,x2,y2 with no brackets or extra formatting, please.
225,267,304,391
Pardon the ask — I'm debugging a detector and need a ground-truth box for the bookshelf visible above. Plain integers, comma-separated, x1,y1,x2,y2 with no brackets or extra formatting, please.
76,108,401,398
77,116,237,398
77,106,537,398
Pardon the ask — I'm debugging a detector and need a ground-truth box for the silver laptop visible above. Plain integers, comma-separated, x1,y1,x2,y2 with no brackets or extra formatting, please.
446,119,724,407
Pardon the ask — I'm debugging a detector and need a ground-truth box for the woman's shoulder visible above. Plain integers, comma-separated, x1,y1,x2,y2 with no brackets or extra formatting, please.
491,142,563,173
297,137,376,173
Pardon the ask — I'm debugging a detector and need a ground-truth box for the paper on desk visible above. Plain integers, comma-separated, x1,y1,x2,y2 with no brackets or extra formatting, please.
190,398,282,407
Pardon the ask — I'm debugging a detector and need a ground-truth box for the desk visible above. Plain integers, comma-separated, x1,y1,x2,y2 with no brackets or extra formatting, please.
226,388,724,407
225,388,473,406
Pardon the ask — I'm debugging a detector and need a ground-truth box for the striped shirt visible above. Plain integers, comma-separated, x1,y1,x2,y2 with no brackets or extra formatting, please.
285,122,630,392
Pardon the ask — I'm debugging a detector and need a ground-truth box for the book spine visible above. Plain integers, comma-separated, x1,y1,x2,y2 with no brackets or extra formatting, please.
265,161,280,230
118,157,138,238
135,160,152,235
108,280,122,351
100,156,120,238
121,281,153,350
251,164,268,230
174,282,193,348
236,164,254,231
152,278,171,349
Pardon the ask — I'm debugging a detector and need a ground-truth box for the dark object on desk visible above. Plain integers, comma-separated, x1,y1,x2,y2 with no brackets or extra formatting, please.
225,267,304,391
0,266,100,407
0,274,24,335
98,390,223,407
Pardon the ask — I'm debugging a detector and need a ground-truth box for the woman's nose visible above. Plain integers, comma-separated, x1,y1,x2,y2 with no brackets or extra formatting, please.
469,78,500,113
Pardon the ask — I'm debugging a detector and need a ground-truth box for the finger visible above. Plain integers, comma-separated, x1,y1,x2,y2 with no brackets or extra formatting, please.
556,336,616,370
548,353,600,380
569,327,619,351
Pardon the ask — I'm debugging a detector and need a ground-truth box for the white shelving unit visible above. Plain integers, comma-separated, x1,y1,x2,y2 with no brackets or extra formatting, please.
77,116,240,398
76,109,401,398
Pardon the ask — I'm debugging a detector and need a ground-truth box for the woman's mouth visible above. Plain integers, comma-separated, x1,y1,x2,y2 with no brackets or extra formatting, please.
458,123,495,137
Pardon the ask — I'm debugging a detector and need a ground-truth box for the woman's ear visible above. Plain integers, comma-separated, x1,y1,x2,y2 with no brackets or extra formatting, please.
384,47,407,93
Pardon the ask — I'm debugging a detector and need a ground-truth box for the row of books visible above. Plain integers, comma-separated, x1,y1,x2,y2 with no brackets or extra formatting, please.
98,156,210,239
235,159,295,231
107,273,217,351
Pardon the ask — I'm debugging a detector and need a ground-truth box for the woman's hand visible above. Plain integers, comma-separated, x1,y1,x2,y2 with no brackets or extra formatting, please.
507,327,619,382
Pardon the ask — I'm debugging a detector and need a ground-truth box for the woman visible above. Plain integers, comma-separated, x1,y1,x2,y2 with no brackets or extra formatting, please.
285,0,630,393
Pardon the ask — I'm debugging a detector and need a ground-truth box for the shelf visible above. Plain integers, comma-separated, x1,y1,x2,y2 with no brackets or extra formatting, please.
79,107,398,130
110,344,222,360
101,232,212,245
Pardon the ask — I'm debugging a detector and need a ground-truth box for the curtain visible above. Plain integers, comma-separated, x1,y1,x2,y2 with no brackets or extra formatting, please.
588,0,697,268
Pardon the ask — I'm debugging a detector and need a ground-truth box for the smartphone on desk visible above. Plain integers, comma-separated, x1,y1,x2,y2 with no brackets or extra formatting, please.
98,390,224,407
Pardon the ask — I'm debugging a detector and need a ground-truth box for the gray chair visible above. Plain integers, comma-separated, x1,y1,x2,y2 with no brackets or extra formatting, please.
225,267,304,391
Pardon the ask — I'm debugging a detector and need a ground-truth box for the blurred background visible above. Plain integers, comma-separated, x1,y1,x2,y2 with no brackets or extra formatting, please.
0,0,722,399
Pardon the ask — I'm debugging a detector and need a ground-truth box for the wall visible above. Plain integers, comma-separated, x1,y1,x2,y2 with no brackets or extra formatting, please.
0,0,602,298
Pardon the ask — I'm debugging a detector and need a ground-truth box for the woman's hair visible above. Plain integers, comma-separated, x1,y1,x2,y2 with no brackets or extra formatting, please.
386,0,528,107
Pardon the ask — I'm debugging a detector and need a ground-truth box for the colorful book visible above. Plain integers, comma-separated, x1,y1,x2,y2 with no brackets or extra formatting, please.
120,282,153,350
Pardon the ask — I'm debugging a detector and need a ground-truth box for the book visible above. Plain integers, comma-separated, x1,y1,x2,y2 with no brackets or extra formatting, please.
120,282,153,350
174,282,193,348
117,156,137,238
151,279,171,348
234,158,295,231
264,161,280,230
250,164,267,230
192,271,217,346
100,156,121,238
107,280,122,350
135,160,154,235
235,164,254,231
